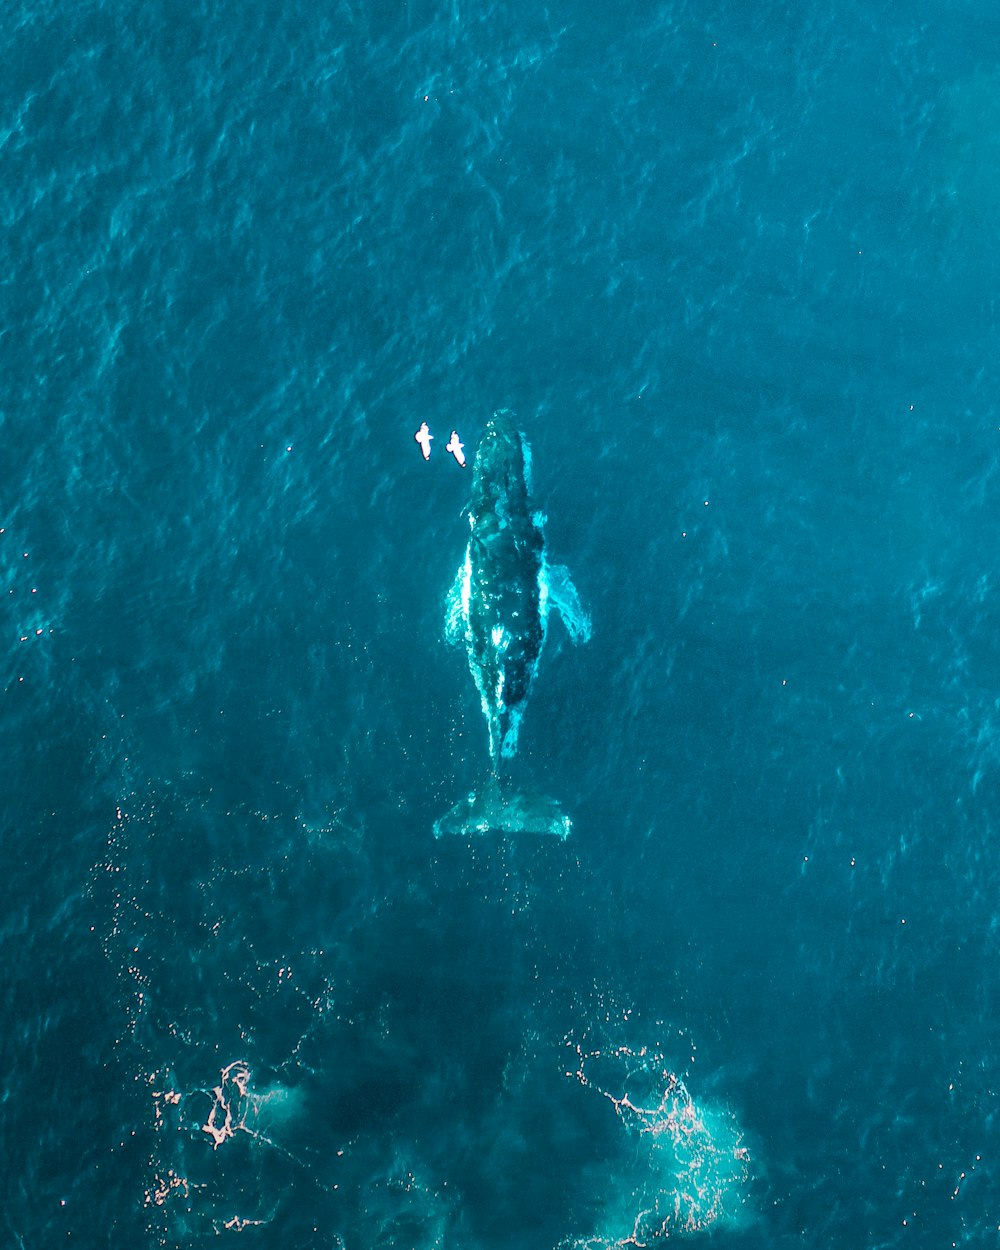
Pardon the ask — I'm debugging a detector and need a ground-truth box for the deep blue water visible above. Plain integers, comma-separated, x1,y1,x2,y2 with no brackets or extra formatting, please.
4,0,1000,1245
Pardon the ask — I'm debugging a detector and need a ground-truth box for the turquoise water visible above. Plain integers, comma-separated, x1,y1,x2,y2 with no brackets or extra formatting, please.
4,1,1000,1245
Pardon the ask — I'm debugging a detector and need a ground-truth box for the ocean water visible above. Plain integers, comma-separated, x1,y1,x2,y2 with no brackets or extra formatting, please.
3,0,1000,1245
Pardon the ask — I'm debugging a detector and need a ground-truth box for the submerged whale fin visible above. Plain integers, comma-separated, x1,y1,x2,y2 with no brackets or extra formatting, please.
543,562,592,644
444,554,471,646
433,774,572,840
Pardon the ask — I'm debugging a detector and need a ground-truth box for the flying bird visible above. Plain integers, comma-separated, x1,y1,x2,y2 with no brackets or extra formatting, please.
446,430,466,467
414,422,433,460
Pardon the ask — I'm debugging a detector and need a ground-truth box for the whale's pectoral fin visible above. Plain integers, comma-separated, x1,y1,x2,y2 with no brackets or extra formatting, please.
444,557,469,645
544,563,592,644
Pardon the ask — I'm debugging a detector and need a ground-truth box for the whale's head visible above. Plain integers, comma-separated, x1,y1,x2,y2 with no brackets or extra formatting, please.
471,410,533,519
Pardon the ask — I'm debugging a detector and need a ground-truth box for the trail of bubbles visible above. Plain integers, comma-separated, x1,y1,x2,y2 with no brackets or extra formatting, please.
563,1040,752,1247
90,776,364,1242
143,1056,333,1236
91,769,475,1246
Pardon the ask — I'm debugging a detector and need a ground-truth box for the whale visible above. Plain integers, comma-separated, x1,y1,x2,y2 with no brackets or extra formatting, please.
436,410,591,838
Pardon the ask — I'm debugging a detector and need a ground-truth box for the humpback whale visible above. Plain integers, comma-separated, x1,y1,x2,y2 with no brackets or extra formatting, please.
437,410,591,838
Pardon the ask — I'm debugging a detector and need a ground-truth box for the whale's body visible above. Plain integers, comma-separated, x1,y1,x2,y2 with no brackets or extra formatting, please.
438,411,590,838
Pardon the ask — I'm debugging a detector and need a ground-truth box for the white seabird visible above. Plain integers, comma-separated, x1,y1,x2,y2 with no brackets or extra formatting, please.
446,430,466,468
414,422,433,460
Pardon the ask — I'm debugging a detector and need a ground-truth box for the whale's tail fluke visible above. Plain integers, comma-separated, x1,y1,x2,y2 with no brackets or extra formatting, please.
433,773,572,840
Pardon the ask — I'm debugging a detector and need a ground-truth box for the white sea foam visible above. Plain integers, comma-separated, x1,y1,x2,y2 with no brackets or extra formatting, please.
563,1041,752,1247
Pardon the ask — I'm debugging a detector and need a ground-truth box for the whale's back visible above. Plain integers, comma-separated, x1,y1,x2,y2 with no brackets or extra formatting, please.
441,410,590,818
464,416,547,760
